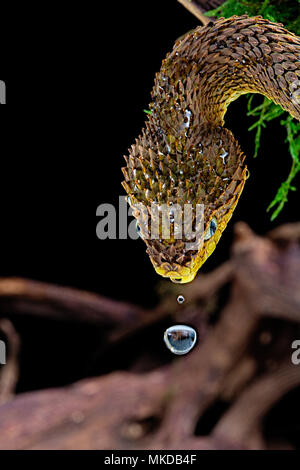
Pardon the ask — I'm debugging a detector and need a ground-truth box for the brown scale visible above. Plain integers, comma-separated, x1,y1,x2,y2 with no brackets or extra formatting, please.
122,16,300,284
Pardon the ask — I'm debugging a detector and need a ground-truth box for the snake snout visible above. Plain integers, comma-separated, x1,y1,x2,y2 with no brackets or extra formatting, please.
167,271,183,283
170,276,183,284
156,263,197,284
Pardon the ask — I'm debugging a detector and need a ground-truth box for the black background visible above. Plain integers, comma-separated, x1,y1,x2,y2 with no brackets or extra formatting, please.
0,1,299,443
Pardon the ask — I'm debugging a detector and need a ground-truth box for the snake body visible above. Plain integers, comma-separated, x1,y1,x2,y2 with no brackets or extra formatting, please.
122,16,300,283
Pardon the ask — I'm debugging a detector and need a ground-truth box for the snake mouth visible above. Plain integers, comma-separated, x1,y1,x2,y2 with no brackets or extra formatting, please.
167,271,184,283
168,272,197,284
170,277,183,284
153,263,197,284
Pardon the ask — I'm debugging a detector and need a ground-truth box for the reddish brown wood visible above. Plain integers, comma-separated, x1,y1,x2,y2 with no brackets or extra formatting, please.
0,222,299,449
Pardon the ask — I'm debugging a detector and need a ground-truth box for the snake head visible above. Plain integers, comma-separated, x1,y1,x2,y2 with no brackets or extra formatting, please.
126,178,246,284
122,116,247,283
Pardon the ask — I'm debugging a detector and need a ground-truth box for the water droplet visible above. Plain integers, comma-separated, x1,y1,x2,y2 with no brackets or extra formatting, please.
164,325,197,355
219,148,228,164
183,109,192,128
177,295,185,304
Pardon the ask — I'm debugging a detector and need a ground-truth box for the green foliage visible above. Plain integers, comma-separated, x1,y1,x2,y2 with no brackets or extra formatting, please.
205,0,300,219
246,96,285,158
267,116,300,220
206,0,300,35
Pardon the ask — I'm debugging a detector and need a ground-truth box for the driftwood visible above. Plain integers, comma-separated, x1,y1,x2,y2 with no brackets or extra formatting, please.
0,221,299,449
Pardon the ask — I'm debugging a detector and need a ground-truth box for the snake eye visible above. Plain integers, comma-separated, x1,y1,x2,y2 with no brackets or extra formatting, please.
136,221,142,237
204,217,217,241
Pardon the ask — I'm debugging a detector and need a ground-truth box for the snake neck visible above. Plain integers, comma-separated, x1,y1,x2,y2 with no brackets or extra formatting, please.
151,15,300,127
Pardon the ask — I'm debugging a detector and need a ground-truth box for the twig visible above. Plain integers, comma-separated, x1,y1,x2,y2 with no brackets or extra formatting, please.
0,277,148,326
177,0,211,25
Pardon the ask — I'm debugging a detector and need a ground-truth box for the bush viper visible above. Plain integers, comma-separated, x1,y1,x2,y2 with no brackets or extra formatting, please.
122,15,300,283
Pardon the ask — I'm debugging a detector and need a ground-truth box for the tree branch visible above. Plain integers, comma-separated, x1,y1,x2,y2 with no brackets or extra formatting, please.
0,222,299,449
0,278,148,326
177,0,211,25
